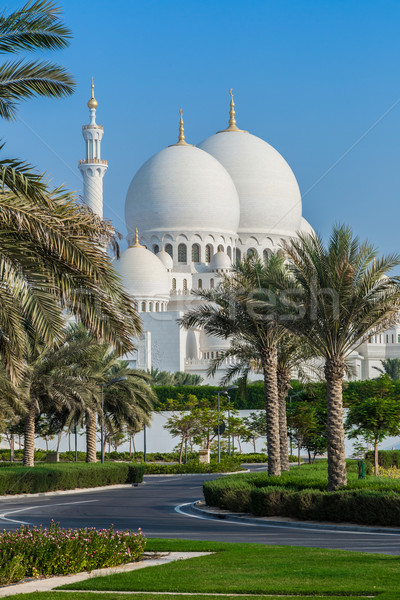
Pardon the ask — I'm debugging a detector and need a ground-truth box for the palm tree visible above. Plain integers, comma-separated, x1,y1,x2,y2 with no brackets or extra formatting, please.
373,358,400,381
180,254,288,476
270,225,400,490
21,334,97,466
0,2,141,381
0,1,74,120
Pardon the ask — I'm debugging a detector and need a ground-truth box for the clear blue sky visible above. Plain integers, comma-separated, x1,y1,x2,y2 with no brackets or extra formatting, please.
4,0,400,255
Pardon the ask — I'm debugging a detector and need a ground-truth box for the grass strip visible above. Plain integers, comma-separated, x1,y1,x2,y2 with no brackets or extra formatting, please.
58,540,398,596
8,594,380,600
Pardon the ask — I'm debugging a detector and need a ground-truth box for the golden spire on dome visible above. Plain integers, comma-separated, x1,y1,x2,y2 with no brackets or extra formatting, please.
88,77,98,109
218,89,246,133
174,109,189,145
131,228,144,248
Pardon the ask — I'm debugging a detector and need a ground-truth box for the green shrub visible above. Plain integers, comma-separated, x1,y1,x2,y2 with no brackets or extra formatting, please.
0,522,146,584
0,463,145,495
143,458,243,475
203,461,400,526
365,449,400,469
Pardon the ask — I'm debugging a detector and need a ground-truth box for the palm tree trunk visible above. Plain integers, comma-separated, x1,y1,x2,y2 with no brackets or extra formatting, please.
261,346,281,477
277,369,290,472
23,402,36,467
86,411,97,463
325,356,347,491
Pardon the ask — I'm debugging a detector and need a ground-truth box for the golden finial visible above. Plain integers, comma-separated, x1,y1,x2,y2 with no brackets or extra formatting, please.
217,89,246,134
131,228,144,248
175,109,188,145
88,77,98,109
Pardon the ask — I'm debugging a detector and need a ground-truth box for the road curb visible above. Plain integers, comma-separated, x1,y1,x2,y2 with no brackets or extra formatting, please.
0,484,135,502
190,501,400,535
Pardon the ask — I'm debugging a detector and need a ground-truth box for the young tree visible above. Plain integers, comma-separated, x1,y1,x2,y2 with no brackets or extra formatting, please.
345,376,400,475
163,396,201,463
242,411,267,453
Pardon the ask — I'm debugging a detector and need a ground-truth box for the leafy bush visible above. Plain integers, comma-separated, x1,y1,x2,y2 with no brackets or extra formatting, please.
0,463,145,495
143,458,244,474
0,522,146,584
203,461,400,526
365,449,400,469
154,383,265,409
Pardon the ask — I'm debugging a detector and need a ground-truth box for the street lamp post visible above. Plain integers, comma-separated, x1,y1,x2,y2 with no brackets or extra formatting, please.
217,386,238,463
143,423,147,463
100,377,127,464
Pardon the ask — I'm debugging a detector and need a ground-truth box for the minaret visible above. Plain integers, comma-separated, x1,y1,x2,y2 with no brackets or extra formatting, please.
78,78,108,218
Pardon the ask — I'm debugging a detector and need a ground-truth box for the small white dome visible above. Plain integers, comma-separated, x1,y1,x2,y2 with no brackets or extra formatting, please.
210,250,231,271
299,217,315,236
116,246,170,300
125,144,240,239
156,248,173,270
200,330,231,352
198,131,302,236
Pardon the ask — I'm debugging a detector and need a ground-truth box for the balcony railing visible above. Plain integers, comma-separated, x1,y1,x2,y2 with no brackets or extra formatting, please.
78,159,108,165
82,124,103,130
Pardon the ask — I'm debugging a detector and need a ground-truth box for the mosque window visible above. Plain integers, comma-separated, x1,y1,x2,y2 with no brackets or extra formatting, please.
178,243,187,263
210,278,214,289
172,278,177,291
393,335,395,343
248,248,257,258
205,244,213,262
227,246,232,259
387,335,389,343
149,302,153,312
236,248,241,264
192,243,200,263
183,279,188,291
198,279,203,290
263,249,270,262
153,244,159,254
156,303,159,312
165,244,173,258
217,244,224,252
141,302,146,312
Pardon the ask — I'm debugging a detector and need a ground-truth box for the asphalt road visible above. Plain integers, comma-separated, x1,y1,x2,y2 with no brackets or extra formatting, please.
1,472,400,554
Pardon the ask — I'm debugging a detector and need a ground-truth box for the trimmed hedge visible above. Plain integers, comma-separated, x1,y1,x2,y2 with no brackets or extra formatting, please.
203,461,400,527
365,450,400,469
143,458,244,474
0,463,144,495
154,383,265,409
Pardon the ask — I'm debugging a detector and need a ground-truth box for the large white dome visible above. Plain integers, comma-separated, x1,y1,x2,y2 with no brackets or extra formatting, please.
125,144,240,239
198,131,302,236
116,245,170,300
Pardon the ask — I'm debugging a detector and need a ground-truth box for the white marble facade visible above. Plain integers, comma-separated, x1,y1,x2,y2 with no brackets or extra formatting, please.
79,87,400,383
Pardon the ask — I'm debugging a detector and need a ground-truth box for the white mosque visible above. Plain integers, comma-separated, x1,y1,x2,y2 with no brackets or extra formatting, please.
78,82,400,383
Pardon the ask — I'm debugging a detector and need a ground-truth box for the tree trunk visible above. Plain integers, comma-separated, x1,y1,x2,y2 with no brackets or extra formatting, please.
253,438,256,453
374,439,379,476
262,346,281,477
10,434,14,463
56,431,62,461
324,356,347,490
298,440,301,466
277,369,290,472
179,435,185,464
23,402,36,467
86,411,97,463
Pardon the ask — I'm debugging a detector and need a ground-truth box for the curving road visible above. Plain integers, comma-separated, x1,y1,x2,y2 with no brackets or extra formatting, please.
1,473,399,554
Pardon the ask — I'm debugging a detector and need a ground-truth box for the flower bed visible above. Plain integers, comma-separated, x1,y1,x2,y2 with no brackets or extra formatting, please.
0,522,146,585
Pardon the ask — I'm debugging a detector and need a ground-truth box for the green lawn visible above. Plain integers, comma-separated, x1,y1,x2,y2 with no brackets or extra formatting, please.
13,593,383,600
55,539,400,598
